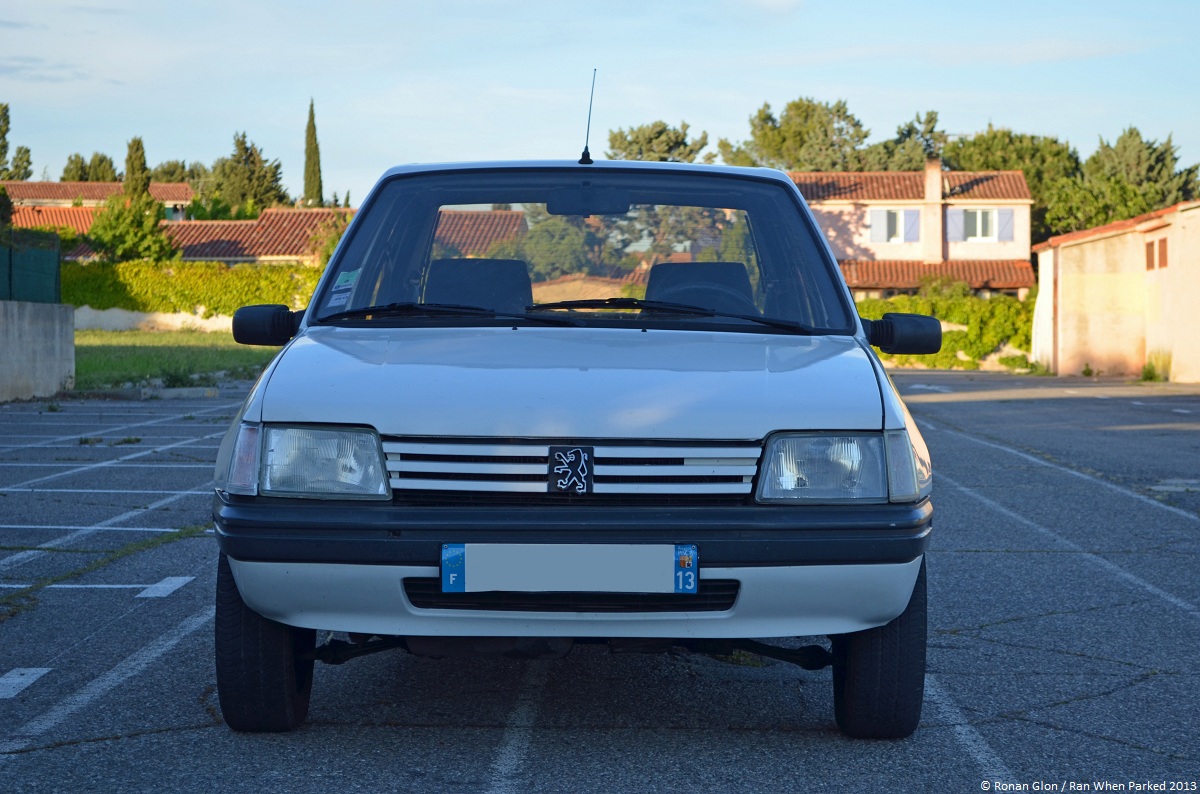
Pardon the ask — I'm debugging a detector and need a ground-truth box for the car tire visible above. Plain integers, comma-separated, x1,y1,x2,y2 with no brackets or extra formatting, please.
830,556,926,739
215,552,316,732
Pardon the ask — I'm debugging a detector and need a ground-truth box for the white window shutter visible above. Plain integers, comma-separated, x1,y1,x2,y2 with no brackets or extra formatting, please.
998,208,1014,242
946,208,965,242
904,209,920,242
869,209,887,243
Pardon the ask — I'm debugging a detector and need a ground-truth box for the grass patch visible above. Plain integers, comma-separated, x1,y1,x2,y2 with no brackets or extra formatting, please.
74,329,279,390
0,524,207,622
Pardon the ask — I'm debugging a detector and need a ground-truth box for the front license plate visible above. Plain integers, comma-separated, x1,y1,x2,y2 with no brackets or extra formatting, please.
441,543,698,594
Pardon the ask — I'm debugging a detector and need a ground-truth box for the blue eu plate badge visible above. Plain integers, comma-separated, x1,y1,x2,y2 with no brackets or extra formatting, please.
441,544,466,592
674,544,698,594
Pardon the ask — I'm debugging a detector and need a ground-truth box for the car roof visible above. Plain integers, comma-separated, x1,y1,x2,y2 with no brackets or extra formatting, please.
375,159,798,188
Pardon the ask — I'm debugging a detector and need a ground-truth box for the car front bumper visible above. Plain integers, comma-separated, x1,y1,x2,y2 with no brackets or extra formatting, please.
215,494,931,638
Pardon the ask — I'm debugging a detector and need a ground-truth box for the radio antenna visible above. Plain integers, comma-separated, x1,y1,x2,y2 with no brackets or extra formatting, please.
579,69,597,164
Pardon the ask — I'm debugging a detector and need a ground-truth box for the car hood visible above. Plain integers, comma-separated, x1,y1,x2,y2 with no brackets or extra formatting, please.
258,326,883,439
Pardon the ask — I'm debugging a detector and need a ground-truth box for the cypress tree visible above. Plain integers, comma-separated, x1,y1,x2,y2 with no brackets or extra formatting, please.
124,137,151,197
304,99,324,207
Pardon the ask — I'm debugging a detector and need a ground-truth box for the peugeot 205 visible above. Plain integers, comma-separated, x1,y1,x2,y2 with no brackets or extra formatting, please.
212,159,941,738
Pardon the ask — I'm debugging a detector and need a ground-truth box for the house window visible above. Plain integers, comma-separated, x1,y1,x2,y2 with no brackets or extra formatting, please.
963,209,995,241
1146,238,1168,269
869,208,919,243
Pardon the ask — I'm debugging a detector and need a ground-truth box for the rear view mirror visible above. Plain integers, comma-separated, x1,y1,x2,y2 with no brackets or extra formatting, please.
546,187,631,216
861,313,942,355
232,304,303,346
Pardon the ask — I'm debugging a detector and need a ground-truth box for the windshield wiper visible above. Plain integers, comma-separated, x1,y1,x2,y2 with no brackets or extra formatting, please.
526,297,819,335
318,302,576,326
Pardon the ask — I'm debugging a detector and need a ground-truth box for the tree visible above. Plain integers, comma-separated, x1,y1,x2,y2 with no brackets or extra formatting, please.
943,124,1082,242
861,111,947,171
308,211,352,267
62,153,89,181
206,133,288,219
304,99,324,207
1082,127,1198,210
88,192,179,262
606,121,714,163
0,186,12,226
718,97,868,171
150,160,189,182
1039,127,1198,237
0,103,33,180
87,152,119,182
124,137,150,197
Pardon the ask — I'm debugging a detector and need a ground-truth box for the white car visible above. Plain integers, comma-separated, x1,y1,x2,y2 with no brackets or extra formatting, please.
213,159,940,738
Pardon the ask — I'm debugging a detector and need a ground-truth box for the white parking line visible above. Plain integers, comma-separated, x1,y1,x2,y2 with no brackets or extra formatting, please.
1,488,204,495
0,669,52,699
0,577,194,598
4,433,224,491
0,524,182,534
0,463,212,469
0,606,215,758
0,403,236,452
924,675,1014,780
937,471,1200,620
486,663,548,794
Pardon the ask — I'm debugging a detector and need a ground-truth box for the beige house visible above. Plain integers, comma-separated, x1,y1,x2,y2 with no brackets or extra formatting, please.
1,181,194,220
792,158,1035,299
1031,200,1200,382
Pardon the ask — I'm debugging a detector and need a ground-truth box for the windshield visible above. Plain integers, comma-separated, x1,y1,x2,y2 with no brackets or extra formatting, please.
313,168,855,334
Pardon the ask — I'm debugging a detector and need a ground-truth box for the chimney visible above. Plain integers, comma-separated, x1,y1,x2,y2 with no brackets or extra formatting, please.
922,156,944,264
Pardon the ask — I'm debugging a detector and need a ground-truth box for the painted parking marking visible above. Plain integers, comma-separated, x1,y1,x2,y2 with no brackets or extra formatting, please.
4,433,224,491
0,487,212,572
1174,409,1193,414
907,384,954,393
0,606,214,759
0,669,52,699
0,524,183,534
0,463,212,469
1,489,206,494
0,403,236,452
0,576,194,598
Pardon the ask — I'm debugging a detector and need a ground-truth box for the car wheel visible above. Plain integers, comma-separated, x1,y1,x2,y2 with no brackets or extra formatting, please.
830,556,926,739
215,552,316,732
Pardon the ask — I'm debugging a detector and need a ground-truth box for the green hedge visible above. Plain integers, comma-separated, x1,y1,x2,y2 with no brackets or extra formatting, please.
61,260,322,318
857,282,1036,370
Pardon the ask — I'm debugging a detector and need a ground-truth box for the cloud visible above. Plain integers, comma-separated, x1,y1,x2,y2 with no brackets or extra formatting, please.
0,56,89,83
0,19,35,29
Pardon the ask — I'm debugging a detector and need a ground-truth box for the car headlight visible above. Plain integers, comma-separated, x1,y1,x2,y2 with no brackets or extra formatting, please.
224,423,391,500
756,430,930,504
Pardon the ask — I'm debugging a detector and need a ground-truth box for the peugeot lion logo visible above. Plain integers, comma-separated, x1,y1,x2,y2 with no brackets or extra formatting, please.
549,446,593,494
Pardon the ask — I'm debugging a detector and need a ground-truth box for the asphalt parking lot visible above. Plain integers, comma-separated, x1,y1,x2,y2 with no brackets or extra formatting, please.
1,371,1198,792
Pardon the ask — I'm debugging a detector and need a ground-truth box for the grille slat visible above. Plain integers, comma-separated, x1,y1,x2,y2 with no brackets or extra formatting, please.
382,438,762,500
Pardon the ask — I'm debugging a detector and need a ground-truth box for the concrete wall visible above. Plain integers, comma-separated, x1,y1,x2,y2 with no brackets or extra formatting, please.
1031,204,1200,382
0,300,75,402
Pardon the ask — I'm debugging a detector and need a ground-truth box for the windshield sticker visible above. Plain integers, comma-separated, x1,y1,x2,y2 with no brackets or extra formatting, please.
326,269,360,309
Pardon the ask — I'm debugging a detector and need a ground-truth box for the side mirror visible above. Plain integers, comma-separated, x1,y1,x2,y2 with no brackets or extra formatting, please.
232,304,303,346
861,313,942,355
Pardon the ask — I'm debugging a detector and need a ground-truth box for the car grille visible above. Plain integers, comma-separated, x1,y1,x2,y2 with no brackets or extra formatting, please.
382,438,762,503
402,578,740,612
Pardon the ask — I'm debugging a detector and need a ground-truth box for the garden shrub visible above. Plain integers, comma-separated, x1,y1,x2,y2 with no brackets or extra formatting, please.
856,279,1036,370
62,260,322,317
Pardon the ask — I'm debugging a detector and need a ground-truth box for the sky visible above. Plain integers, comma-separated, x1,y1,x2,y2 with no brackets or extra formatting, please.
2,0,1198,207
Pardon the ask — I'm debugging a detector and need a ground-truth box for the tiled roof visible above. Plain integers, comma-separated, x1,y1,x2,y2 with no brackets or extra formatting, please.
163,208,354,260
789,171,1030,202
1032,199,1200,252
838,259,1035,290
10,205,99,234
1,181,194,204
435,210,527,257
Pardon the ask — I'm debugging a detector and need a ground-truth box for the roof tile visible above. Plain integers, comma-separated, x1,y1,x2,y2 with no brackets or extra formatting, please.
10,205,99,234
434,210,527,257
788,170,1030,202
838,259,1035,290
1,181,194,204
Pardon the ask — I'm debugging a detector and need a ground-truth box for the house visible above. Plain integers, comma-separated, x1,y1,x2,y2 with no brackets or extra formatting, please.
1031,200,1200,382
792,158,1035,299
164,208,353,264
1,181,195,221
